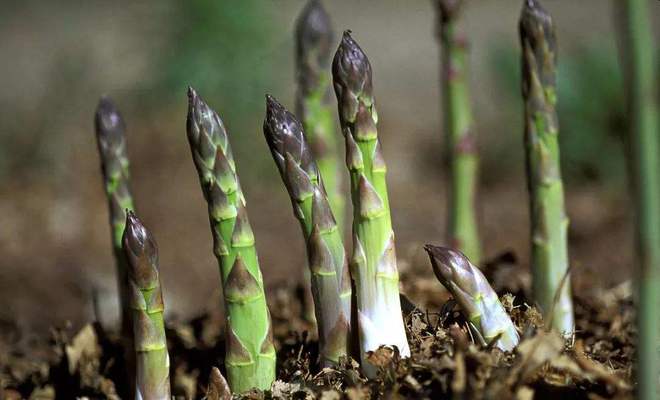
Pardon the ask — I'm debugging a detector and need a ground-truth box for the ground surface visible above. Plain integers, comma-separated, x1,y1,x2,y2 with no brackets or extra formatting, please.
0,255,635,399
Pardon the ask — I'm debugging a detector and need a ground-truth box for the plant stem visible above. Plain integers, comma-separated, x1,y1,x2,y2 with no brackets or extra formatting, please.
264,95,352,366
94,97,136,397
434,0,481,262
295,0,343,233
186,88,275,393
295,0,343,325
424,245,519,351
123,211,171,400
332,31,410,373
519,0,574,336
616,0,660,398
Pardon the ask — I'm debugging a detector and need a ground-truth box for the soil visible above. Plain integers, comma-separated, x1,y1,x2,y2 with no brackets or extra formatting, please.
0,254,636,399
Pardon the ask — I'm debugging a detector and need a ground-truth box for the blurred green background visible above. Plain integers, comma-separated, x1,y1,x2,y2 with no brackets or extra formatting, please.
0,0,658,334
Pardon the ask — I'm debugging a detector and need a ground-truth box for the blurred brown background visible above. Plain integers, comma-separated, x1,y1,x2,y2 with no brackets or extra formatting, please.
1,0,658,336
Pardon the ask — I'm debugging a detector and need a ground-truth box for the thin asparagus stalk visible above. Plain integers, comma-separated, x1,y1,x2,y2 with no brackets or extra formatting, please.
186,88,275,393
434,0,481,262
263,95,352,365
616,0,660,398
295,0,343,232
94,97,136,397
424,245,519,351
95,97,135,337
332,31,410,370
122,211,171,400
206,367,231,400
519,0,574,336
295,0,342,327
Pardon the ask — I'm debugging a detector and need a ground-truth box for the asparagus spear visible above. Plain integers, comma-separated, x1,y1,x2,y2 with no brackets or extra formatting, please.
424,245,519,351
94,97,136,398
332,31,410,370
616,0,660,398
263,95,351,365
122,211,171,400
295,0,344,232
186,88,275,393
519,0,574,336
95,97,135,338
433,0,481,262
295,0,342,327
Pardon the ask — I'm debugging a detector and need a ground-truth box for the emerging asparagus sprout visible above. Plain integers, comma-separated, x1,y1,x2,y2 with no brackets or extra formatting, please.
263,95,352,366
332,31,411,372
186,88,276,393
519,0,574,336
94,97,136,397
616,0,660,397
122,211,171,400
424,245,519,351
433,0,481,262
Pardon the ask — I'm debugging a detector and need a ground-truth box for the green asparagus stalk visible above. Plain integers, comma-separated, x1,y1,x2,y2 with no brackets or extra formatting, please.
332,31,410,369
295,0,342,327
95,97,135,338
434,0,481,262
519,0,574,336
263,95,352,365
295,0,343,232
122,211,171,400
94,97,136,398
186,88,275,393
424,245,519,351
616,0,660,398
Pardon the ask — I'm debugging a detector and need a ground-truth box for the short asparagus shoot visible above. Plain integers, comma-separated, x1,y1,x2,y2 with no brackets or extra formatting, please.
186,88,276,393
434,0,481,262
519,0,575,336
332,31,411,371
263,95,352,365
122,211,171,400
424,245,519,351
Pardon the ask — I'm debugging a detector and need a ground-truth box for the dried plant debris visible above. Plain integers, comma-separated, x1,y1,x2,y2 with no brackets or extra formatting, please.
0,272,636,399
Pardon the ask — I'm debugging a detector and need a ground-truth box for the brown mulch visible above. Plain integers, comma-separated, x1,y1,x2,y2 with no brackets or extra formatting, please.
0,255,635,399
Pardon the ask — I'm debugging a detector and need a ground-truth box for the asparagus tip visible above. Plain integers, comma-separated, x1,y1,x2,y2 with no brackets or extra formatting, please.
296,0,332,42
123,211,158,285
95,96,125,138
423,244,469,285
435,0,464,22
520,0,552,31
264,94,304,146
333,30,371,91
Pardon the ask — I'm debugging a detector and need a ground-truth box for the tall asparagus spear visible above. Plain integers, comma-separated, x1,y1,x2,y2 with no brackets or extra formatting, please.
519,0,574,336
186,88,275,393
332,31,410,370
94,97,136,397
295,0,343,327
295,0,343,231
263,95,351,365
123,211,171,400
95,97,135,338
424,245,519,351
433,0,481,262
616,0,660,398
